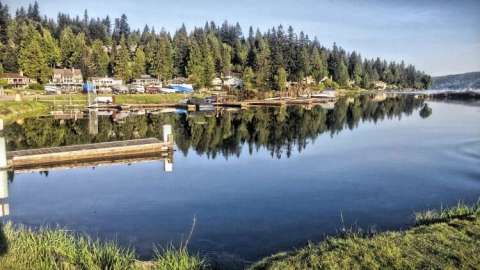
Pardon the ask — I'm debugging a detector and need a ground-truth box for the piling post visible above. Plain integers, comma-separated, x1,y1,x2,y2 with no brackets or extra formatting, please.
163,124,173,144
0,169,9,217
0,137,7,170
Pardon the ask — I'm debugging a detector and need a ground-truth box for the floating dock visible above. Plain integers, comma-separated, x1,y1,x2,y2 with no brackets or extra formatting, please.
6,138,173,170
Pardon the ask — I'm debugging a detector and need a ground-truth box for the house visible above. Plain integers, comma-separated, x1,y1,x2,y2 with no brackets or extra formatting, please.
211,77,223,90
302,76,316,85
373,81,387,91
0,72,31,88
51,68,83,90
132,74,161,86
91,77,123,88
223,75,243,88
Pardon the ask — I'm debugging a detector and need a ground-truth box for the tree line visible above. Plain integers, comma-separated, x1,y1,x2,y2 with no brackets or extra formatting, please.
0,1,432,90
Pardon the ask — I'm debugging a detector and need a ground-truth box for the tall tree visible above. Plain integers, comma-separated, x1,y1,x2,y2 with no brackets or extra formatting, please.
275,67,287,91
89,39,109,77
132,46,146,78
18,26,50,83
114,35,132,82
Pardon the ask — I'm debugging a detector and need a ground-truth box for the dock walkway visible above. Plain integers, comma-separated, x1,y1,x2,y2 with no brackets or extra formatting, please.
6,138,173,170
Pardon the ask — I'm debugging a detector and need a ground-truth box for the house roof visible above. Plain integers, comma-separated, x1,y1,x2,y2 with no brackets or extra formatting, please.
53,68,82,76
0,73,29,79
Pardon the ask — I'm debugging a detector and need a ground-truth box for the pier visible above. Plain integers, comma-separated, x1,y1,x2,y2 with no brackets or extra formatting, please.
5,138,173,170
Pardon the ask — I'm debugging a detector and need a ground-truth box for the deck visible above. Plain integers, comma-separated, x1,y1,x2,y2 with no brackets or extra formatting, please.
6,138,173,170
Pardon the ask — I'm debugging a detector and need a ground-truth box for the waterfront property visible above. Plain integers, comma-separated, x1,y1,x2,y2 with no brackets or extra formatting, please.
0,72,31,88
132,74,162,86
51,68,83,91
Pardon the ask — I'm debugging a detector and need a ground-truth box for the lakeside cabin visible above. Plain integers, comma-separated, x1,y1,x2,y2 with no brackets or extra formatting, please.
0,72,31,88
51,68,83,91
132,74,162,87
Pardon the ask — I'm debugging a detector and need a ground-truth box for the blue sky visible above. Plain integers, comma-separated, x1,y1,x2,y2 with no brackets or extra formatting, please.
4,0,480,76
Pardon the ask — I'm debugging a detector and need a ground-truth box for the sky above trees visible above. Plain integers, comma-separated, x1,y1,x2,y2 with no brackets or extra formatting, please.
3,0,480,76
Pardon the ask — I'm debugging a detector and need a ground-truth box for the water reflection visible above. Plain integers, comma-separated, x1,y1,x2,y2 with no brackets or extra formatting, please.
2,95,427,161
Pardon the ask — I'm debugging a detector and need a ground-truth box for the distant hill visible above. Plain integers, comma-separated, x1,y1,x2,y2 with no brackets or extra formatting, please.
431,72,480,90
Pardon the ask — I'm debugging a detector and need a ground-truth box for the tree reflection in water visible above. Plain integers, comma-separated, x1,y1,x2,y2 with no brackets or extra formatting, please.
2,95,426,160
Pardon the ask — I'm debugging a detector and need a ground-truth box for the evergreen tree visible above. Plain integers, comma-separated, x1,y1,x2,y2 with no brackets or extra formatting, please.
337,60,349,87
132,47,146,78
89,39,109,77
41,29,60,68
242,67,254,90
311,47,327,83
18,26,50,83
114,35,132,82
60,27,80,68
152,32,174,82
186,40,204,88
275,67,287,91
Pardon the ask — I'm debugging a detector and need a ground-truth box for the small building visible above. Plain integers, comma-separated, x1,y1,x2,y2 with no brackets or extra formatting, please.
0,72,32,88
302,76,316,85
373,81,387,91
211,77,223,90
223,76,243,89
51,68,83,90
91,77,123,88
132,74,161,86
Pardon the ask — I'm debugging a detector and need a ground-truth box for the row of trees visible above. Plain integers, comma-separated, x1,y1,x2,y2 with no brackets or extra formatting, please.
0,1,432,89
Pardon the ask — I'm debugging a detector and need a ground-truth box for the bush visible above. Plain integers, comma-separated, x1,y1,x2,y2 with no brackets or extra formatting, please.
28,83,44,91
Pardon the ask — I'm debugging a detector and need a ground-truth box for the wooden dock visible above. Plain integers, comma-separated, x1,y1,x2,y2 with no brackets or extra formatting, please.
6,138,173,170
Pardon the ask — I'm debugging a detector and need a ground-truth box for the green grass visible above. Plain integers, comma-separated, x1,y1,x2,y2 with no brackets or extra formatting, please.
114,93,200,105
1,202,480,270
0,222,207,270
250,202,480,270
415,200,480,225
0,101,50,122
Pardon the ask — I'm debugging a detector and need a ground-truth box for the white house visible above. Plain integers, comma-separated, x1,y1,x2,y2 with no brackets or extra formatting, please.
132,74,161,86
51,68,83,90
223,75,243,88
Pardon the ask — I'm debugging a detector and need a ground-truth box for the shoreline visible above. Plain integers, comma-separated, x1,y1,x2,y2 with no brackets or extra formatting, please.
1,201,479,269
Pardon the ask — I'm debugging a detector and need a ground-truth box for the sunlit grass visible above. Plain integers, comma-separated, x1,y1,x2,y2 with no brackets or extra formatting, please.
0,223,208,270
415,200,480,225
250,201,480,270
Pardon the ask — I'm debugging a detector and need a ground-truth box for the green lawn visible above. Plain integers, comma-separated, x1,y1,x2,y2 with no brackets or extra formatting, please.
250,202,480,270
0,101,50,122
114,93,206,104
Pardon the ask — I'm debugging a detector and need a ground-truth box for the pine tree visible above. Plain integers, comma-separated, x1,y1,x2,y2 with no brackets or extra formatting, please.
132,47,146,79
89,39,109,77
254,38,271,90
275,67,287,91
337,61,349,87
242,67,254,90
153,32,174,82
114,35,132,82
311,47,327,83
60,27,80,68
186,40,204,88
18,26,50,83
41,29,60,68
221,43,232,76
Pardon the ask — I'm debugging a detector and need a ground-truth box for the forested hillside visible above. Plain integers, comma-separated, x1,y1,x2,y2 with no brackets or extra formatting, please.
0,1,431,90
431,72,480,90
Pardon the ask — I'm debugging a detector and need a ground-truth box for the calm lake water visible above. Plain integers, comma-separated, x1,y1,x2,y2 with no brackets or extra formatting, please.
1,95,479,266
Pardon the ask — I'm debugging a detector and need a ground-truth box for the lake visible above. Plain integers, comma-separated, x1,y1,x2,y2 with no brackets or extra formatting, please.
1,94,479,267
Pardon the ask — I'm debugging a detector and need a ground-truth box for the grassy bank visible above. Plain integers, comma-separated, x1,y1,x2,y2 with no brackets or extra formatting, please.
0,101,50,122
1,202,479,270
250,201,480,270
0,223,206,270
113,93,206,104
